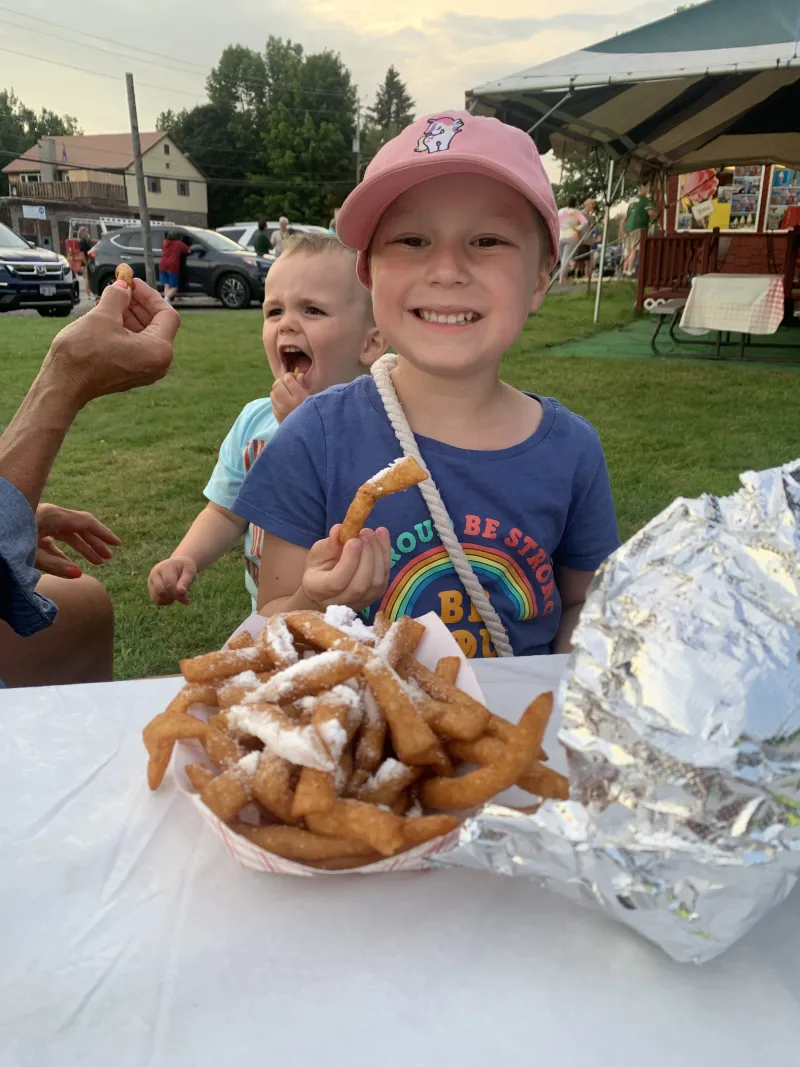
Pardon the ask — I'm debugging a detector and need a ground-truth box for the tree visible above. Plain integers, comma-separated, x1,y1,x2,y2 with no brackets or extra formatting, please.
244,39,358,225
361,66,415,169
0,89,81,196
159,38,358,227
551,148,635,213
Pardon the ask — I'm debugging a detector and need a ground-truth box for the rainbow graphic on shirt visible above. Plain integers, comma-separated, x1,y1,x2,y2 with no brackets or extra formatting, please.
381,543,537,622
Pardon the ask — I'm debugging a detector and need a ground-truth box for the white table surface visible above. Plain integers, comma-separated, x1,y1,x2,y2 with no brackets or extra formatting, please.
680,272,784,334
2,659,799,1067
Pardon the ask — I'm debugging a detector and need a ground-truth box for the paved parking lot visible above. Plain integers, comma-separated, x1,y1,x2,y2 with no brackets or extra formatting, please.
2,293,237,320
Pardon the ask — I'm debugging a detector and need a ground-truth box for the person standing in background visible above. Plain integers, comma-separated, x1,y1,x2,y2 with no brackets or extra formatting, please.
252,220,271,257
270,216,289,256
557,197,588,284
78,226,93,298
159,231,190,304
622,184,657,274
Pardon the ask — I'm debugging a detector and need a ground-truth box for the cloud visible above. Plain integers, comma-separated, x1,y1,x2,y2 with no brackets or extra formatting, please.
0,0,678,135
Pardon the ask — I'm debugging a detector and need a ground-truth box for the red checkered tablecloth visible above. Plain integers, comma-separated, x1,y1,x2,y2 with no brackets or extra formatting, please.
680,273,784,335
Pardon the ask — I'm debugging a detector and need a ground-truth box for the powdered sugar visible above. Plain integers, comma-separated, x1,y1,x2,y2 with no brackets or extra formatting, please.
227,705,334,771
323,605,374,643
400,678,426,704
265,616,299,666
366,458,402,486
235,751,262,780
366,758,408,790
317,719,348,761
244,650,362,703
221,670,260,690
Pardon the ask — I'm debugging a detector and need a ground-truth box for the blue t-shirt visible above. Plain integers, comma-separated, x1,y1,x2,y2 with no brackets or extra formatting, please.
233,377,619,658
204,397,279,607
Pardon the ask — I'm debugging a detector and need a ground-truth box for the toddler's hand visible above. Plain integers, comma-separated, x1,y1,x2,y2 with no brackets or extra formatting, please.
271,371,309,424
148,556,198,606
302,525,391,612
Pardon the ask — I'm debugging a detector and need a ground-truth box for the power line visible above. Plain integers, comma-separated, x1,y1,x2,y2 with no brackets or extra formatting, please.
0,145,355,188
0,15,211,78
0,45,205,97
0,2,362,101
0,3,209,72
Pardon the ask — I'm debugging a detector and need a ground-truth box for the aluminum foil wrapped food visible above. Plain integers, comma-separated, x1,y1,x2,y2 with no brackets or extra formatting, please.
434,458,800,963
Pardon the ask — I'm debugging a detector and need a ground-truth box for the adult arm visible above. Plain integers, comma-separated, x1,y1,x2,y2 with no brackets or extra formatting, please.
0,279,178,634
0,279,178,509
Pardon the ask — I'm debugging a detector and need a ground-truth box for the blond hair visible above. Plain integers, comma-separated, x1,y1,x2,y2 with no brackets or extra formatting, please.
281,232,373,320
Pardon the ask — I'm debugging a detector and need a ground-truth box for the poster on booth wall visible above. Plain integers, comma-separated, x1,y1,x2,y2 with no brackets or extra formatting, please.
675,166,764,231
766,165,800,230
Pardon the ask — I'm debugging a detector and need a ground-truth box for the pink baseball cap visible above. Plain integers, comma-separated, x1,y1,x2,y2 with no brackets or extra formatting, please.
336,109,559,286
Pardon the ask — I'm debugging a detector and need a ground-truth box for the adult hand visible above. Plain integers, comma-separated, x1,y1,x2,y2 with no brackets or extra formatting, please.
43,279,180,408
35,503,121,578
301,524,391,612
147,556,198,606
270,370,309,424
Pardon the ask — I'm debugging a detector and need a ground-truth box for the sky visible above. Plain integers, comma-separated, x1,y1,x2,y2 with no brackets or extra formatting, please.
1,0,679,179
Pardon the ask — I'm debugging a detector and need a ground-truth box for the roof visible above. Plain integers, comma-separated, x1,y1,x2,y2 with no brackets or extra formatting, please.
2,132,167,175
466,0,800,174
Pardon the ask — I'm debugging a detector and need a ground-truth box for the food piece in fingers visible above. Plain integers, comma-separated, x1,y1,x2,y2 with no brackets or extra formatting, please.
114,262,134,288
421,693,553,811
362,658,447,769
143,708,211,790
306,798,405,857
252,753,301,823
232,822,377,862
434,657,461,686
181,646,273,685
256,614,299,669
339,456,428,544
374,615,425,668
291,766,336,818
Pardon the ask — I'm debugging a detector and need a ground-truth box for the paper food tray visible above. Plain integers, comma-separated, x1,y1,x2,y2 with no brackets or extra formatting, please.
172,612,486,876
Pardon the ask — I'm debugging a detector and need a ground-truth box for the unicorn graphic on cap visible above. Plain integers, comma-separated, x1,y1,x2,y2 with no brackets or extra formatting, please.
414,116,464,154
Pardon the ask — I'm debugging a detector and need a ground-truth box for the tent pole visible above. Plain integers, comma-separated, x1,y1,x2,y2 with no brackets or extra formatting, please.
593,156,615,325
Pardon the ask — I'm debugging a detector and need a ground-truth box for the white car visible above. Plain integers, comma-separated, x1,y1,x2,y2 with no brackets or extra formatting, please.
216,221,328,253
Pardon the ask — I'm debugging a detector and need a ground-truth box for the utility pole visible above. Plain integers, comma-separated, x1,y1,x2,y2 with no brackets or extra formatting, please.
353,96,362,184
125,72,155,287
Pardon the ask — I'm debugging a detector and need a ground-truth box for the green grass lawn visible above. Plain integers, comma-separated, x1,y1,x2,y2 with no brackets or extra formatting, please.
1,283,797,679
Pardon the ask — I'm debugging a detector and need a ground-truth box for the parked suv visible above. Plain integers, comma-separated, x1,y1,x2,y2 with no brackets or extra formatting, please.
216,221,328,252
87,224,274,309
0,222,79,317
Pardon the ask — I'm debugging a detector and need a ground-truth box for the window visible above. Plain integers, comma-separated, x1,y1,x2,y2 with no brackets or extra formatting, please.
177,180,190,197
164,143,170,155
112,231,140,248
219,227,246,244
165,162,170,170
20,173,39,183
147,176,161,194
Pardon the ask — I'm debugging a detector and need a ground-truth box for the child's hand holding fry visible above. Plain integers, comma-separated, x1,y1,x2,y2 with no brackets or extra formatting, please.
271,370,310,424
301,524,391,612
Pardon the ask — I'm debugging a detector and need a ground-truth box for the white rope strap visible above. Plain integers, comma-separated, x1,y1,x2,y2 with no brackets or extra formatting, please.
370,353,513,657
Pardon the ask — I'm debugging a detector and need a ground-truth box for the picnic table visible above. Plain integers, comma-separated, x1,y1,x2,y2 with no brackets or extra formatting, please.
2,659,799,1066
647,273,793,359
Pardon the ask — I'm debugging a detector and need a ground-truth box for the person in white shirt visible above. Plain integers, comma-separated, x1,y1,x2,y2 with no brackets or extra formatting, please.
270,217,289,256
557,197,588,284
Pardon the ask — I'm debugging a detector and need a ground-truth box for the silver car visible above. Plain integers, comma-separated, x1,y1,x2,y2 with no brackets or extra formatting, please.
216,221,329,254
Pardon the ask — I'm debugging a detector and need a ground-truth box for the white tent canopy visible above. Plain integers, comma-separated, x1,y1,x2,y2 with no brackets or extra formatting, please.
467,0,800,175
